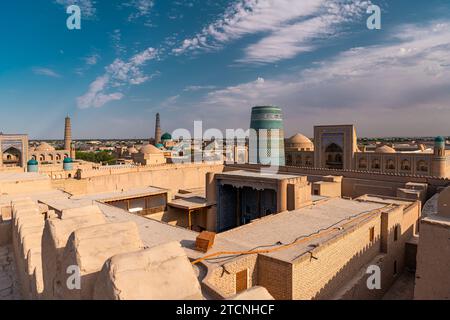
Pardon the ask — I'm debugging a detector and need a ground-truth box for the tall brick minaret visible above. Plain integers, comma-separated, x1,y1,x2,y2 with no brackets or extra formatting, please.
155,113,162,144
64,116,72,151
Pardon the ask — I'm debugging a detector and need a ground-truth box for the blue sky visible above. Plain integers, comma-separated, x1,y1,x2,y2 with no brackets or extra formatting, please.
0,0,449,139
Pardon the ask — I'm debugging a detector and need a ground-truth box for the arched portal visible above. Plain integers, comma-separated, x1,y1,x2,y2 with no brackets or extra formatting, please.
2,147,22,167
324,143,343,169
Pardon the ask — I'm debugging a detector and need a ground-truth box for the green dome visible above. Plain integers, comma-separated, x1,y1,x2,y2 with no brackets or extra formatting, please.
27,159,38,166
155,143,164,148
161,132,172,140
435,136,445,143
63,157,73,163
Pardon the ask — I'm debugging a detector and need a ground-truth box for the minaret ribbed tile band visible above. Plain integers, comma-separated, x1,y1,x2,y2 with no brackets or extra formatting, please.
249,106,285,166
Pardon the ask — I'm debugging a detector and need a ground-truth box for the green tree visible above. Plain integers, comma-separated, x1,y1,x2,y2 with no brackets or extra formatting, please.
76,151,116,165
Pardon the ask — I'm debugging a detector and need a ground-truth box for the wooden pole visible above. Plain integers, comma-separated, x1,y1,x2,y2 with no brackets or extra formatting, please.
188,210,192,230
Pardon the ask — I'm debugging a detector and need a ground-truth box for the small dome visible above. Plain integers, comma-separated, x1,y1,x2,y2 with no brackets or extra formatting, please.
375,145,396,153
155,143,164,149
161,133,172,141
63,157,73,163
288,133,312,145
127,146,139,154
140,144,163,154
287,133,314,150
27,159,38,166
35,142,55,152
435,136,445,143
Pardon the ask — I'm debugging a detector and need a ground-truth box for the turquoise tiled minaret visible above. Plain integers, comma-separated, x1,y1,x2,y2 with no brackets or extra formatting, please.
249,106,285,166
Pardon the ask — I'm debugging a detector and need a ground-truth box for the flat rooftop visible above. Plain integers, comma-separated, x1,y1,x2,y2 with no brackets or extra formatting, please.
95,202,199,252
41,186,169,211
207,198,388,264
355,195,415,207
168,196,209,210
35,191,201,254
71,186,168,203
0,172,49,183
0,189,69,206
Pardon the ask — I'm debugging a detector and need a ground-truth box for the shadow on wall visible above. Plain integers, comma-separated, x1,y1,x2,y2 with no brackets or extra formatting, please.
311,223,415,300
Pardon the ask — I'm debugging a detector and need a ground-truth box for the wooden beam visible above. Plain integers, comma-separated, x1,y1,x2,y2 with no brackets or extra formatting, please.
188,210,192,230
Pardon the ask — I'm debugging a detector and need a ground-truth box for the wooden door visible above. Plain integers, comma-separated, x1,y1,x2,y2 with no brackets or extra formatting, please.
236,269,248,294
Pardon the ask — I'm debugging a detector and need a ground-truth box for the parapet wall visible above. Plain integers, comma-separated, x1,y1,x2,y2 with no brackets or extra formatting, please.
0,175,53,195
10,199,45,299
76,162,223,179
59,162,224,195
9,202,206,300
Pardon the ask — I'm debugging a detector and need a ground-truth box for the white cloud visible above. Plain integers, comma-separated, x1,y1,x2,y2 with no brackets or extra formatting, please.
127,0,154,21
198,21,450,136
55,0,96,18
183,85,218,92
32,67,61,78
77,48,158,108
110,29,126,56
77,76,123,109
256,77,265,84
75,53,101,76
173,0,370,63
84,53,100,65
161,95,180,107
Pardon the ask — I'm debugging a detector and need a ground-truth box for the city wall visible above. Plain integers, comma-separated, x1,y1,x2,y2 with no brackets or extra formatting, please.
226,164,449,198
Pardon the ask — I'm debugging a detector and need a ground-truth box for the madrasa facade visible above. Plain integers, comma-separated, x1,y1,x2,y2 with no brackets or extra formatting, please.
285,125,450,178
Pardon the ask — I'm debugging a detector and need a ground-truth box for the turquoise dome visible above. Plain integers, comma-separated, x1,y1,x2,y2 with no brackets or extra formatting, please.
155,143,164,148
27,159,38,166
435,136,445,143
63,157,73,163
161,132,172,141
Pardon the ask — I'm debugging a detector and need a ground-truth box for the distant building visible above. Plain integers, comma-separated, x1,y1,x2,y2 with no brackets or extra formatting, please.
286,125,450,178
132,144,166,165
28,117,75,166
211,170,311,232
0,134,28,168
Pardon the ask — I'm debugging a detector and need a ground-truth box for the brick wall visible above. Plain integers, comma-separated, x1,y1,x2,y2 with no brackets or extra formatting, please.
289,202,419,300
414,218,450,299
257,255,292,300
292,215,382,300
203,254,258,298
